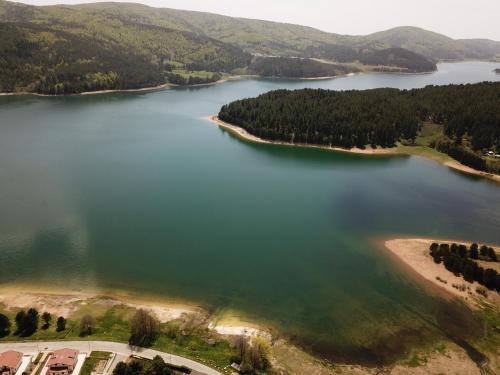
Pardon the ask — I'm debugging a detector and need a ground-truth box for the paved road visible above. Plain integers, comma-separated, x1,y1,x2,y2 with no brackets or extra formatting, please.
0,341,222,375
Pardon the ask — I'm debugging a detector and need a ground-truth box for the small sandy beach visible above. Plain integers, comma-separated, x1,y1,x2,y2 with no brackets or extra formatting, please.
444,160,500,183
384,238,500,308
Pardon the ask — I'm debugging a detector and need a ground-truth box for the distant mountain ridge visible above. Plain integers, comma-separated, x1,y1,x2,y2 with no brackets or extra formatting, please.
365,26,500,61
0,0,498,94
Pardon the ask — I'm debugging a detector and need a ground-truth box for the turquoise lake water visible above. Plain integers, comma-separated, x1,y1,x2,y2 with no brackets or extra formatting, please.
0,61,499,364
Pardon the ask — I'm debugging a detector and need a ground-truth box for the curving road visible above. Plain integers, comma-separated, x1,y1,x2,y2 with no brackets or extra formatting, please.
0,341,222,375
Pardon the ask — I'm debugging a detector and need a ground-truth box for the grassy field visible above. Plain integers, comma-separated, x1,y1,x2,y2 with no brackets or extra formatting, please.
171,69,221,79
395,122,454,163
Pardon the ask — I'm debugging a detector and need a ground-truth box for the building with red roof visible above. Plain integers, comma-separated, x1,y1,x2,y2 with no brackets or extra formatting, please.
47,349,79,375
0,351,22,375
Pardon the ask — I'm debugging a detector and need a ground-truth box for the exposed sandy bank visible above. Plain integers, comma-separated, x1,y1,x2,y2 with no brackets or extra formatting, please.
444,161,500,183
0,75,252,97
206,116,399,155
0,285,198,322
208,116,500,183
384,238,500,308
0,83,172,97
272,338,481,375
0,284,271,339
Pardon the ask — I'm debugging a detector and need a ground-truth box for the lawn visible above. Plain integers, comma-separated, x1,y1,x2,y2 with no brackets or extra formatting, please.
80,351,113,375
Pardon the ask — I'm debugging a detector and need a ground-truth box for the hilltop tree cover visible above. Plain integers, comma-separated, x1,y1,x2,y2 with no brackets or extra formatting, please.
0,1,251,94
248,57,358,78
219,82,500,172
0,0,445,94
430,242,500,291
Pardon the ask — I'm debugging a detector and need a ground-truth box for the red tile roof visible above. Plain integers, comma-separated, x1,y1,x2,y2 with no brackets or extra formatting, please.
47,349,79,367
0,351,22,370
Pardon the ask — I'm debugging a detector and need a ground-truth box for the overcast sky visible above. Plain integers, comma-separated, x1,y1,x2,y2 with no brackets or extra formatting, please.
13,0,500,41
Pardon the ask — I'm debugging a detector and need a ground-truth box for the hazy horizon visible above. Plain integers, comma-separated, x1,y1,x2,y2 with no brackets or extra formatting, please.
10,0,500,41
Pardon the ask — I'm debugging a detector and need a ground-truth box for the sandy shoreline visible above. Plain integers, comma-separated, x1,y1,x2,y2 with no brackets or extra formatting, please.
384,238,500,308
444,160,500,183
0,283,272,339
208,116,500,182
0,75,254,97
0,83,173,97
206,116,399,155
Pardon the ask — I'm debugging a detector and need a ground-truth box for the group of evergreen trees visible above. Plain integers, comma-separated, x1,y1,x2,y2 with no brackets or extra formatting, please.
248,57,356,78
219,82,500,172
429,242,500,291
0,308,67,337
166,72,221,86
304,45,437,73
113,356,175,375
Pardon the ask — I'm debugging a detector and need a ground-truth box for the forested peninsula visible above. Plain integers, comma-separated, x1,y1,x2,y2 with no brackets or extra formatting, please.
218,82,500,175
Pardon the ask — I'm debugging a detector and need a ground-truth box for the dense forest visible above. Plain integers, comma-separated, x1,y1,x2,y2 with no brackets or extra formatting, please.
0,0,498,93
0,1,251,94
218,82,500,173
0,0,450,94
429,242,500,292
303,46,437,73
0,20,250,94
248,57,358,78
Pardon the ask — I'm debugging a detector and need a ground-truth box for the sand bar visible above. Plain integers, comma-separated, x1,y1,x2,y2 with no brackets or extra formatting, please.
384,238,500,308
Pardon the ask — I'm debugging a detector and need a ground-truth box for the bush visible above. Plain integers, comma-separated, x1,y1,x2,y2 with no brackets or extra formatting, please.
475,287,488,297
0,314,10,337
129,309,159,347
15,308,38,336
56,316,66,332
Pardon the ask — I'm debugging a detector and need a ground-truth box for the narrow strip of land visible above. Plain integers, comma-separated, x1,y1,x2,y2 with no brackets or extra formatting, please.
0,341,222,375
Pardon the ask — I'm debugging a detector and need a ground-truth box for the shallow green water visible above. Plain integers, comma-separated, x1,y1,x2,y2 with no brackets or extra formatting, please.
0,62,499,364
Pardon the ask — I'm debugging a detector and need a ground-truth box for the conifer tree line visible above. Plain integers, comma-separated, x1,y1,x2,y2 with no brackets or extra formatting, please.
429,242,500,291
247,57,356,78
218,82,500,173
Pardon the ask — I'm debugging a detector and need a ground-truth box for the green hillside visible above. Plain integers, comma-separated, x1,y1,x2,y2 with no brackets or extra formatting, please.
247,57,358,78
0,1,498,94
365,26,500,61
0,0,252,93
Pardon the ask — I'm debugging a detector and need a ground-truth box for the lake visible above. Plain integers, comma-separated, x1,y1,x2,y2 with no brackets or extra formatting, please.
1,61,499,365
